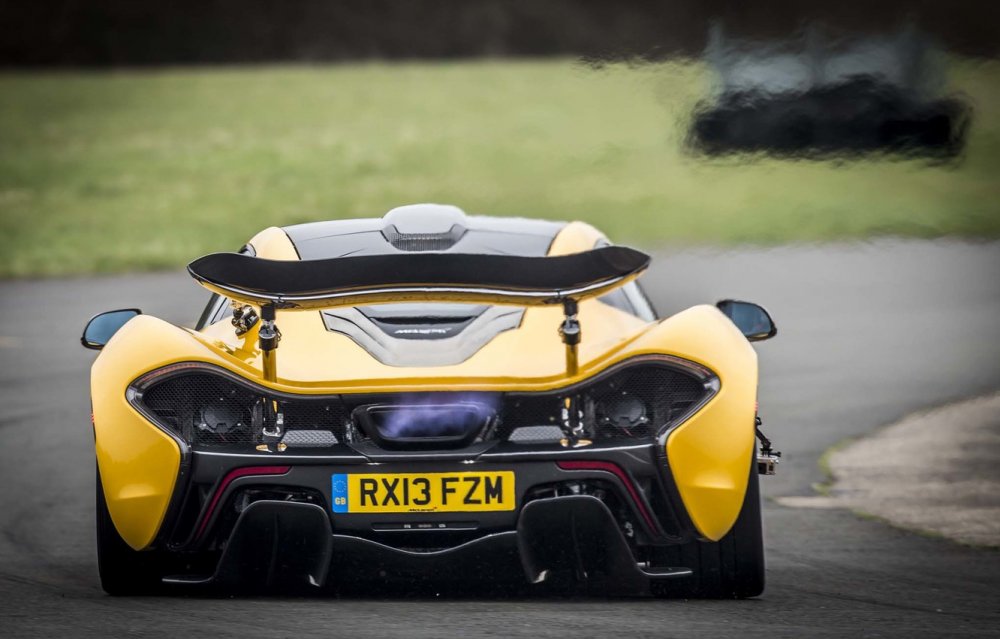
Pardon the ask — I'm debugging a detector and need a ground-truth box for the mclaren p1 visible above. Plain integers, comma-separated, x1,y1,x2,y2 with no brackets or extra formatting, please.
83,203,780,597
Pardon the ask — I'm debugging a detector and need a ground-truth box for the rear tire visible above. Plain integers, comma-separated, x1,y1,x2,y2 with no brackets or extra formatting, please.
653,460,765,599
96,466,164,595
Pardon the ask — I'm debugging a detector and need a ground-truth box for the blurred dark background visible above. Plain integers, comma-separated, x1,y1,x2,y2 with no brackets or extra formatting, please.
2,0,998,67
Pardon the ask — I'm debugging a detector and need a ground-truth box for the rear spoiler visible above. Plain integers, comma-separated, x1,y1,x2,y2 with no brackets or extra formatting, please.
187,246,650,310
187,246,649,387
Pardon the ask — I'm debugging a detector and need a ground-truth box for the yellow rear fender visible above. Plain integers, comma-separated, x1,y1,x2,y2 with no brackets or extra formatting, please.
91,314,250,550
620,305,759,541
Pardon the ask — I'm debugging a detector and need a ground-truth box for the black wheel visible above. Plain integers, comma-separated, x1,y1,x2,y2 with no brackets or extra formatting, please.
652,459,765,599
96,465,164,595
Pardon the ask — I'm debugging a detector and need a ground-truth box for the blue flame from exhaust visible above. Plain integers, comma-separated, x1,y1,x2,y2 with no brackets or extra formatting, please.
377,393,500,439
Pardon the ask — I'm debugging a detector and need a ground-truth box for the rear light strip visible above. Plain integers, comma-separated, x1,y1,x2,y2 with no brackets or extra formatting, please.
556,460,661,535
194,465,290,540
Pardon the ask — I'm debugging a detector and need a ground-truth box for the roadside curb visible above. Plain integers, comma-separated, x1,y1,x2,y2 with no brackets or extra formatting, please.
778,392,1000,549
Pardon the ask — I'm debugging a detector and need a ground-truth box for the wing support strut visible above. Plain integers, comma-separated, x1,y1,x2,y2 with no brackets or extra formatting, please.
558,298,589,447
259,303,281,383
559,298,581,377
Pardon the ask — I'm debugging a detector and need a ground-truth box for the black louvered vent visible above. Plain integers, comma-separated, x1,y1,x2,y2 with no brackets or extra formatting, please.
381,223,467,251
136,363,709,450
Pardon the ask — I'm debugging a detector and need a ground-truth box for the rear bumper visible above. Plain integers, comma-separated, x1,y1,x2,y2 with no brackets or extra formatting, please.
153,442,702,590
166,443,698,545
164,496,692,593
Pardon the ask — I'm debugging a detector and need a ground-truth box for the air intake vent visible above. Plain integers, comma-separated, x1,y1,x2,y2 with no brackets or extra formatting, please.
382,224,467,251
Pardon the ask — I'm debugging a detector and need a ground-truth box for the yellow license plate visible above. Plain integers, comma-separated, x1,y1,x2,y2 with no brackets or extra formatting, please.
330,471,515,513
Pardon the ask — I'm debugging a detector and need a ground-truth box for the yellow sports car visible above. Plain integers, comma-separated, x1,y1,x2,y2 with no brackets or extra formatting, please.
83,204,779,597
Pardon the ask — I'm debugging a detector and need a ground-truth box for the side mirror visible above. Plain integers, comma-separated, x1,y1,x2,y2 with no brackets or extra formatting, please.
81,309,142,350
716,300,776,342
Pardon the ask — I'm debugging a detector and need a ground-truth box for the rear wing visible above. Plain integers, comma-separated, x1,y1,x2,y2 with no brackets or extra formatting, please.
187,246,649,386
187,246,650,310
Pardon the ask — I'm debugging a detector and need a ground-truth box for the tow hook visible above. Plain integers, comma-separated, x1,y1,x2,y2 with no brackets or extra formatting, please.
755,414,781,475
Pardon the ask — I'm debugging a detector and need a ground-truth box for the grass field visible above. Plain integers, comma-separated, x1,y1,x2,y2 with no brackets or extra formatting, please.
1,59,998,277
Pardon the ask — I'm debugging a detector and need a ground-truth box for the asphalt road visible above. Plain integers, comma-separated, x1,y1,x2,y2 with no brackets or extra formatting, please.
1,240,999,638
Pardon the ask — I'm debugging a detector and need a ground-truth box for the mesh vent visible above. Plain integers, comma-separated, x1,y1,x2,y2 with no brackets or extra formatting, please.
136,362,709,450
139,373,347,448
498,364,708,442
381,224,467,251
282,430,340,448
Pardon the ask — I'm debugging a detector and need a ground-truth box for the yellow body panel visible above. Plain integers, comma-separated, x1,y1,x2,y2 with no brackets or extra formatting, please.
198,296,650,391
546,220,604,256
650,309,758,541
91,222,758,548
92,316,203,549
246,226,300,260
